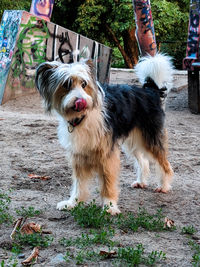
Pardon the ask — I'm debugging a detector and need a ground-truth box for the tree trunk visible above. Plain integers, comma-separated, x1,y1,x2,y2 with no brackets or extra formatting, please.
105,24,134,68
122,27,139,67
105,24,139,68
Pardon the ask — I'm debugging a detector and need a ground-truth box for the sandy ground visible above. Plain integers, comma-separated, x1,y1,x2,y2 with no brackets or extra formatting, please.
0,83,200,266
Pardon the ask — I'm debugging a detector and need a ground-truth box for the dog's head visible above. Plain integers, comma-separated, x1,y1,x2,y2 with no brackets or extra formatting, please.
35,60,100,121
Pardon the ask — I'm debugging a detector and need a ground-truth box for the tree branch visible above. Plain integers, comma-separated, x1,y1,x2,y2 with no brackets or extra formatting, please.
105,24,134,68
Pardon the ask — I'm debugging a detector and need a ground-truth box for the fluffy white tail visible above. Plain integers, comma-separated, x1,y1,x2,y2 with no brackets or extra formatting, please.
135,53,174,94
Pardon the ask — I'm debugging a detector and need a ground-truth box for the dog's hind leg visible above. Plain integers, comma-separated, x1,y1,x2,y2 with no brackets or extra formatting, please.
131,151,150,189
98,148,121,215
146,140,173,193
153,152,173,193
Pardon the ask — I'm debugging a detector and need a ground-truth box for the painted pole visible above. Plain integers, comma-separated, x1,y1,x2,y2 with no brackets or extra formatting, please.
183,0,200,114
132,0,157,56
30,0,55,21
183,0,200,70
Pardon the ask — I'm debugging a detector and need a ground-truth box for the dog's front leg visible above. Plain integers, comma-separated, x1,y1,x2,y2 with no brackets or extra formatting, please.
98,149,121,215
56,171,90,211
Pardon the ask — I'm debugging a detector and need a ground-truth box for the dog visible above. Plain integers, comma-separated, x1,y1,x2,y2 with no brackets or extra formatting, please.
35,53,174,215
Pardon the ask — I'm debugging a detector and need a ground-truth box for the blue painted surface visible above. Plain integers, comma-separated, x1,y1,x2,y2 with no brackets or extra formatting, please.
0,10,22,104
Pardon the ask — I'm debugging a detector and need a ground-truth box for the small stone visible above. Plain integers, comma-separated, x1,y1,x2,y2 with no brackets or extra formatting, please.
50,254,65,264
18,254,25,259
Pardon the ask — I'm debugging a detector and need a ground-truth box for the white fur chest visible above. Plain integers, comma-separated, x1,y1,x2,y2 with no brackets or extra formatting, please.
57,109,106,157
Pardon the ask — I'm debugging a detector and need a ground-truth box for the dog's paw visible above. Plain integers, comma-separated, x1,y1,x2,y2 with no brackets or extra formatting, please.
131,182,147,189
154,187,169,194
56,200,76,210
106,205,121,216
103,199,121,216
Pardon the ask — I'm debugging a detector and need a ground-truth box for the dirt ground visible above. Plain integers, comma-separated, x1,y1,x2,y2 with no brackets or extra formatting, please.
0,82,200,266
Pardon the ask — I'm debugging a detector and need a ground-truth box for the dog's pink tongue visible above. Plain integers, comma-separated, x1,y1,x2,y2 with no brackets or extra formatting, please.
75,98,87,111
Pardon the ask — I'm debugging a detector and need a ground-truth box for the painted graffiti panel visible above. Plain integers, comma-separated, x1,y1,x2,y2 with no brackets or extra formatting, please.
30,0,54,21
132,0,157,56
97,44,112,84
0,11,22,104
1,11,112,104
183,0,200,70
46,25,77,62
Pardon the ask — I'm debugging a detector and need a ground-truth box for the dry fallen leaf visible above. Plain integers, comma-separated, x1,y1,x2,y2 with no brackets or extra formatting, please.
28,174,50,180
164,217,175,229
22,247,39,266
99,249,117,258
21,222,41,234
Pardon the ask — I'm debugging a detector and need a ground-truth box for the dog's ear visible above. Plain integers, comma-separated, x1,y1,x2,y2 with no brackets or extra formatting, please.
35,61,60,112
85,59,96,81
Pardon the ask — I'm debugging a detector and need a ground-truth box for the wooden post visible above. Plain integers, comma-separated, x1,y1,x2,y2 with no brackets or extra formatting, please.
132,0,157,56
188,70,200,113
183,0,200,114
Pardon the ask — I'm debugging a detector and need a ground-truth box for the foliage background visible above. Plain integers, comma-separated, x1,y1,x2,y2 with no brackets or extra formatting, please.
0,0,190,69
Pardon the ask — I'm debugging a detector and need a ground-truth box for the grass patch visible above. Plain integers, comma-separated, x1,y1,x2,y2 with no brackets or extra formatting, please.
0,257,18,267
60,228,116,249
70,200,113,228
63,244,166,266
15,206,41,218
62,202,170,265
116,208,169,232
69,201,175,233
182,225,197,235
13,232,53,249
117,245,166,266
0,190,13,224
189,241,200,267
64,249,104,265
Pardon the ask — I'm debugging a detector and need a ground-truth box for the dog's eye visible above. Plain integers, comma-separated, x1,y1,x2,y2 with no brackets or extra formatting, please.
63,79,72,91
81,80,87,89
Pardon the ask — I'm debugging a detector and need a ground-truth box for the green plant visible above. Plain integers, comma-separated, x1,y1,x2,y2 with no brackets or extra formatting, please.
117,244,145,266
136,208,166,231
117,245,166,266
63,249,102,265
116,208,175,232
188,241,200,267
0,190,13,224
14,232,53,249
146,250,166,266
111,47,125,68
75,250,85,265
182,225,197,235
15,206,41,218
61,236,166,266
63,251,70,263
11,242,23,255
60,228,116,249
90,228,116,246
0,257,18,267
70,200,113,228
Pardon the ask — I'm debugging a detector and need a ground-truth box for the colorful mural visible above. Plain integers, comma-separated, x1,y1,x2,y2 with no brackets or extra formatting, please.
183,0,200,70
11,16,50,89
132,0,157,56
30,0,54,21
0,11,112,104
0,11,22,104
